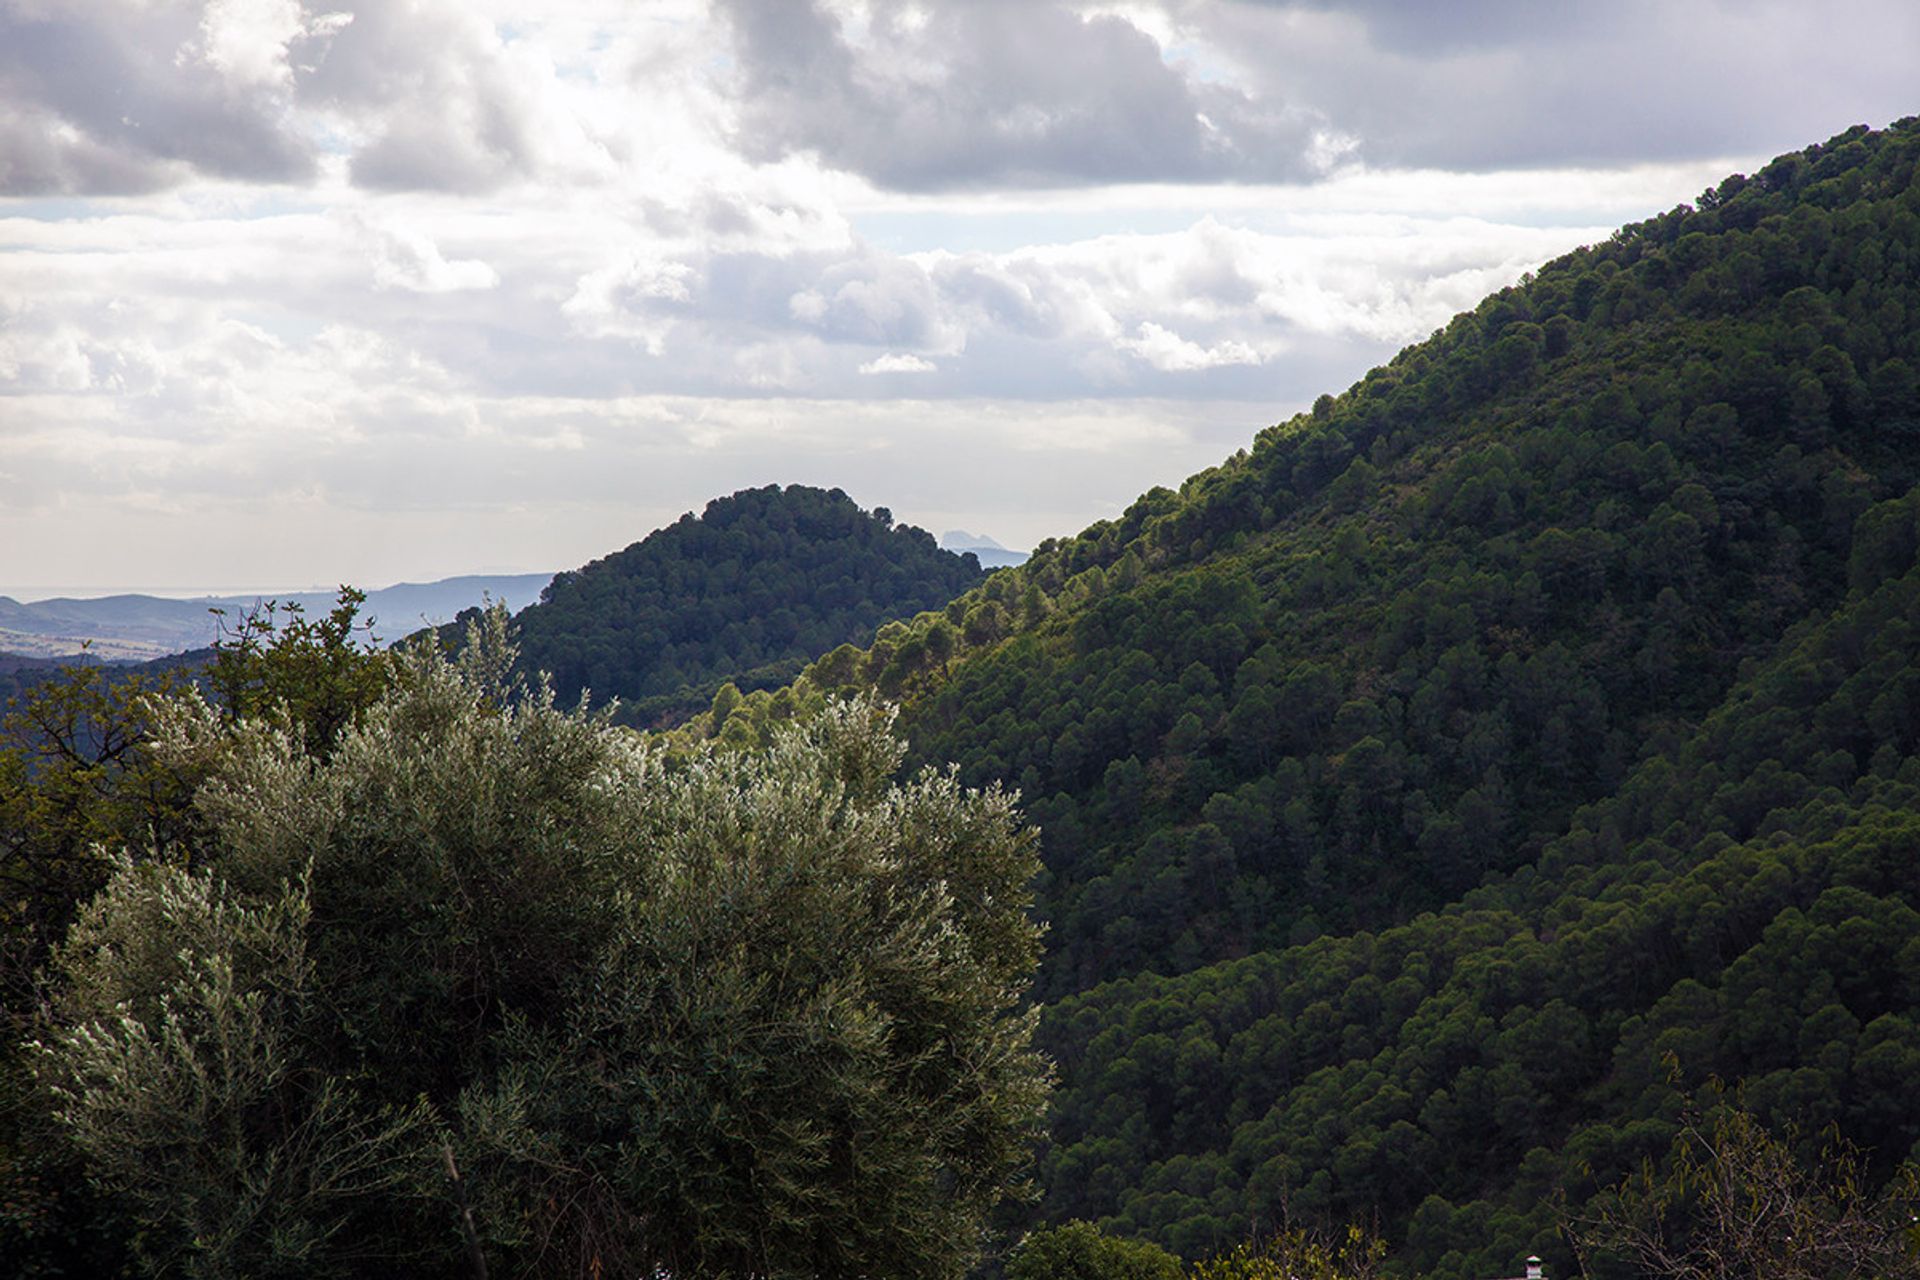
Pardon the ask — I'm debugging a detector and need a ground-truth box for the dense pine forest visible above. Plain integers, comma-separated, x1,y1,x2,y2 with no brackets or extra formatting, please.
500,483,985,722
698,119,1920,1276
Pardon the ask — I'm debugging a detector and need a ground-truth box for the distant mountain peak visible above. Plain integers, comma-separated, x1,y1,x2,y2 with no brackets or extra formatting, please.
940,529,1011,553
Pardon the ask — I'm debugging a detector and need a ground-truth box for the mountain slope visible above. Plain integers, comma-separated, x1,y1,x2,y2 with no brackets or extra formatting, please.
1038,518,1920,1275
507,484,985,719
695,119,1920,1272
758,117,1920,995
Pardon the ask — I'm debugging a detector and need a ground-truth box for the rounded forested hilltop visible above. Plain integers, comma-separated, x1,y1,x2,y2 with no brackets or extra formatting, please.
513,484,984,717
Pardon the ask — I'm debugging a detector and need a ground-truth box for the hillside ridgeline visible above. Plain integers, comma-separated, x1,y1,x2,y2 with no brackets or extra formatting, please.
693,119,1920,1277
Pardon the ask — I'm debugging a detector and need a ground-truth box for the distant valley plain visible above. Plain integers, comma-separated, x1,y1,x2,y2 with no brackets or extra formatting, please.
0,575,556,662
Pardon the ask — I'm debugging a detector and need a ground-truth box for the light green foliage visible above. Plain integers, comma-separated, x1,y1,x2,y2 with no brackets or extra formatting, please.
459,697,1047,1278
1005,1220,1183,1280
35,858,431,1280
1188,1227,1386,1280
31,622,1049,1278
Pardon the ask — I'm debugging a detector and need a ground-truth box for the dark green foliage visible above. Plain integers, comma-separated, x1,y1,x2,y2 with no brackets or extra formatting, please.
701,120,1920,1273
0,670,187,1278
1006,1220,1184,1280
1017,121,1920,1276
507,484,983,720
1572,1077,1920,1279
1033,513,1920,1279
0,658,204,1279
904,118,1920,1001
0,663,195,1003
204,587,395,758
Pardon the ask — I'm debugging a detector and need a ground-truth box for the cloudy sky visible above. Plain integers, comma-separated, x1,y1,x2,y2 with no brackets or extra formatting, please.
2,0,1914,595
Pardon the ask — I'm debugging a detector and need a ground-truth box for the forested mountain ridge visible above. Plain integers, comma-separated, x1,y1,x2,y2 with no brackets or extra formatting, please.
482,483,984,721
714,118,1920,987
694,119,1920,1273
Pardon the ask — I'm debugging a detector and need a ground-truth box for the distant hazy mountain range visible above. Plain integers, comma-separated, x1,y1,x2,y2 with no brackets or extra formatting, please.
0,574,554,662
938,530,1028,569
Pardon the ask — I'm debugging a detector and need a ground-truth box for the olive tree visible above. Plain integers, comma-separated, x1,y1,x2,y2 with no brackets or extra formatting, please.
33,621,1049,1278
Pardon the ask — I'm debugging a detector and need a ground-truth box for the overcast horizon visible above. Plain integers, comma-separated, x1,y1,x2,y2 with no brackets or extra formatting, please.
2,0,1915,595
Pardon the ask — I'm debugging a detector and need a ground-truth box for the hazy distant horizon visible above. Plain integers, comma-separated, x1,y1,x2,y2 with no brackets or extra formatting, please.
3,574,554,606
4,585,371,603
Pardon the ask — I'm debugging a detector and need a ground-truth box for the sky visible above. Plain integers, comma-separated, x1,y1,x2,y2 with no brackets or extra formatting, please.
1,1,1915,596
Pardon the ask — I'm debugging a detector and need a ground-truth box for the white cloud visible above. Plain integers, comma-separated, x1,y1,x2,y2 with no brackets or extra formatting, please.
788,253,966,352
1195,0,1920,172
0,180,1628,567
859,352,936,374
561,253,697,352
0,323,96,391
367,221,500,293
1120,321,1262,372
717,0,1334,189
190,0,341,91
2,1,1916,590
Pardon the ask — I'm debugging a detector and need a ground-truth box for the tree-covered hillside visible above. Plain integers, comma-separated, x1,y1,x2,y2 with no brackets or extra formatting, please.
1040,537,1920,1275
505,484,983,720
906,120,1920,1001
0,653,81,707
698,119,1920,1274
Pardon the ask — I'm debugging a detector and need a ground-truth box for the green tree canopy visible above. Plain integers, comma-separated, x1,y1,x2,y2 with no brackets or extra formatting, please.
1005,1220,1184,1280
503,484,984,721
30,617,1049,1279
